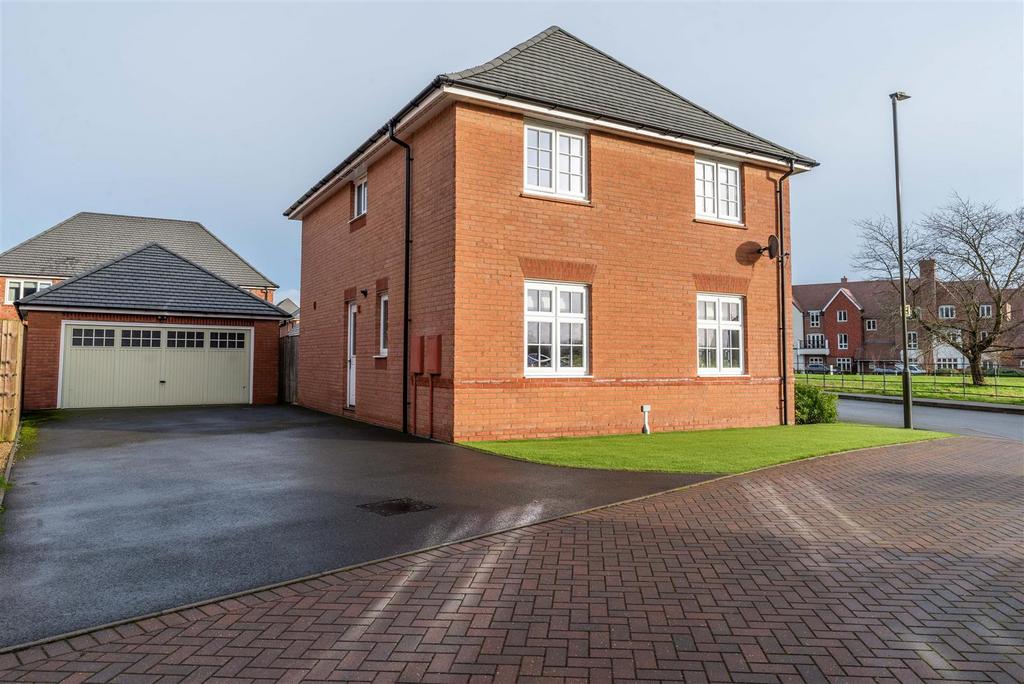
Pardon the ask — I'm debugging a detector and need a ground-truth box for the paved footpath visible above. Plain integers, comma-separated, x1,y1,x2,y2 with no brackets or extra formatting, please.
2,436,1021,683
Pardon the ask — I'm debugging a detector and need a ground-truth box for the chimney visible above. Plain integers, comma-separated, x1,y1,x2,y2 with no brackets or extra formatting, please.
840,276,848,283
919,259,935,283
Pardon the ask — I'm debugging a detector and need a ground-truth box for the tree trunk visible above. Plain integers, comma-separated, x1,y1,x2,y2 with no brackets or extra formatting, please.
968,355,986,385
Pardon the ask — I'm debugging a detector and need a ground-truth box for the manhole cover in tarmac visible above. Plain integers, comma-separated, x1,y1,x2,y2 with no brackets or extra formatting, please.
358,498,437,516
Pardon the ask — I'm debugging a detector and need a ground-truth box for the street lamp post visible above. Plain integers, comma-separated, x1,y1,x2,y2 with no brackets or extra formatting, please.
890,91,913,429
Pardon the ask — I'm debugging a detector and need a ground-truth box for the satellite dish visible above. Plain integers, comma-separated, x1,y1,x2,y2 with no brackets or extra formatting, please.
766,234,781,260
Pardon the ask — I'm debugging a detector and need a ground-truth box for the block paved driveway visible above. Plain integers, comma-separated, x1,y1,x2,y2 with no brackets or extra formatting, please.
0,406,702,649
2,436,1021,682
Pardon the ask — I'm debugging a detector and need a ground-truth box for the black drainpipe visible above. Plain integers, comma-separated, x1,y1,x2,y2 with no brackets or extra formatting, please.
776,159,796,425
388,121,413,434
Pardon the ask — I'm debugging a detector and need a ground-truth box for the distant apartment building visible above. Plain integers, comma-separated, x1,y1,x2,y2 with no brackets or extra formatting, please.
793,260,1022,372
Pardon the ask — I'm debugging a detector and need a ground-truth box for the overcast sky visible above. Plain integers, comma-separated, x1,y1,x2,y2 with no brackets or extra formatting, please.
3,1,1022,302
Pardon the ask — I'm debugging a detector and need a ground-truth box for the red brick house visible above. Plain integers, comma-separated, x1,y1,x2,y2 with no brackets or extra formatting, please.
287,26,816,441
793,264,1023,372
0,212,277,320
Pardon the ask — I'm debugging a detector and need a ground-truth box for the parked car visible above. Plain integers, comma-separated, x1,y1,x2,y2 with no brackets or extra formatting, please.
874,363,925,375
804,363,829,374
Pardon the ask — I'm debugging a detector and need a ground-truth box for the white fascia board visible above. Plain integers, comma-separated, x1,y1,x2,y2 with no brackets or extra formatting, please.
443,85,814,173
18,305,286,320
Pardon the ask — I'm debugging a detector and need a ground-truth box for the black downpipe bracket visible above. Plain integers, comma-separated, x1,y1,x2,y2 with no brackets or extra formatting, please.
388,121,413,434
776,159,796,425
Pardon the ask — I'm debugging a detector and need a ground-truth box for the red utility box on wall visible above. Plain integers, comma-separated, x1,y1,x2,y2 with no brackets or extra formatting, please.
424,335,441,375
409,335,424,374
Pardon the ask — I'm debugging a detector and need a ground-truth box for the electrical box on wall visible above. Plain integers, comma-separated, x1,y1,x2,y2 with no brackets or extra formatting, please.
424,335,442,375
410,335,424,374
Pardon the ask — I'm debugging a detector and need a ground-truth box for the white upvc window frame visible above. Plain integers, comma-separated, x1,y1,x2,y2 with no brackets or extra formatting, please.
865,319,877,331
524,280,588,377
838,333,849,350
353,177,368,218
938,305,955,319
836,357,853,372
695,157,743,223
837,309,848,323
697,293,745,376
523,123,587,200
806,333,825,349
808,310,821,328
378,293,389,357
979,304,993,318
907,331,919,350
5,279,52,304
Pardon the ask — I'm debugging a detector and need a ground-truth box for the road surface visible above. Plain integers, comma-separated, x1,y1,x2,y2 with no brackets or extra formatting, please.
839,398,1023,442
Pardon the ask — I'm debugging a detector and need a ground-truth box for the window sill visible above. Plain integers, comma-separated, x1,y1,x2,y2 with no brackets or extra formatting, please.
373,353,388,359
348,214,367,232
524,373,593,379
520,191,592,207
693,216,745,229
697,373,750,378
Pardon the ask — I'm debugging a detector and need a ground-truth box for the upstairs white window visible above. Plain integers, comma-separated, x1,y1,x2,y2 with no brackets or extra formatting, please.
808,310,821,328
353,177,368,217
805,333,825,349
837,310,848,323
524,124,586,199
695,159,742,223
524,281,588,376
697,294,744,375
939,305,955,319
907,331,918,349
5,279,51,304
979,304,992,318
865,319,877,331
838,333,849,350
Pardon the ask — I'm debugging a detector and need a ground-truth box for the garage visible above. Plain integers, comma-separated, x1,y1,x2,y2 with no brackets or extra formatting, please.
16,243,290,410
60,323,252,408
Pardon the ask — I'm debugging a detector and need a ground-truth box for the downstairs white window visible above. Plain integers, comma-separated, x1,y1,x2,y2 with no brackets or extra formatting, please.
697,294,744,375
524,281,588,376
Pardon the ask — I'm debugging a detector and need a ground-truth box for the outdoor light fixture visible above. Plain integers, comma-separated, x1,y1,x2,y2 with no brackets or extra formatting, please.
640,404,651,434
890,90,913,429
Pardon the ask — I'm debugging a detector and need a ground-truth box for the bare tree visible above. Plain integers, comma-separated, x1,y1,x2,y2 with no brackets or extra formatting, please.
853,195,1024,384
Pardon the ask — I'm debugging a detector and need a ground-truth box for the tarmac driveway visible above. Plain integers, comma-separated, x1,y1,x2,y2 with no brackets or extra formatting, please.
0,405,703,648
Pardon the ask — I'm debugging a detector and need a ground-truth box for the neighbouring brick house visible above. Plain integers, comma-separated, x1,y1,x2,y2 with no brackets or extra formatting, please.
287,26,816,441
793,262,1023,372
1,212,290,410
0,212,277,320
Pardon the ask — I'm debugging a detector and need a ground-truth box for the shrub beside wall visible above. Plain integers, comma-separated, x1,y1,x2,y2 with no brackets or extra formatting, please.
795,384,838,424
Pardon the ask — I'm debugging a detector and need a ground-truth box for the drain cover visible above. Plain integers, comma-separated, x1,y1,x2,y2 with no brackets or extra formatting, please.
358,498,436,517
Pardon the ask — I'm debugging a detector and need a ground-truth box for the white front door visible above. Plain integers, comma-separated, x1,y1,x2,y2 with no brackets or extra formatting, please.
346,302,357,407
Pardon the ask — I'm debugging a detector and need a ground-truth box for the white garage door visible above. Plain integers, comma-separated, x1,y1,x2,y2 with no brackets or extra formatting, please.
60,323,252,408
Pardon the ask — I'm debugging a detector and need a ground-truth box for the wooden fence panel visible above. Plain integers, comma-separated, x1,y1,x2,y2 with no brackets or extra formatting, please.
0,320,25,441
279,335,298,404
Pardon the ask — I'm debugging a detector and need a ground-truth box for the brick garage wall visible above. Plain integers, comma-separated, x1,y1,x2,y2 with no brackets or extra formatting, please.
21,311,279,410
297,104,456,438
452,102,794,440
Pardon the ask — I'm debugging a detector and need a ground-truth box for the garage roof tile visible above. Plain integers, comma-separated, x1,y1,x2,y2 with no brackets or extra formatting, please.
17,243,290,319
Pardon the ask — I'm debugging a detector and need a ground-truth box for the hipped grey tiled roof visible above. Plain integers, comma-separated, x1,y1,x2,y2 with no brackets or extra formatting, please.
17,243,290,319
285,26,815,217
0,212,276,288
444,27,815,166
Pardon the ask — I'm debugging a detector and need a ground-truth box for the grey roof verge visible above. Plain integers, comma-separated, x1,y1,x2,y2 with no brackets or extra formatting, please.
0,212,278,288
17,243,291,319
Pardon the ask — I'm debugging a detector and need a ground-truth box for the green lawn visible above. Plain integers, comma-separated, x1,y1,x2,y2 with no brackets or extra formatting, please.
466,423,950,474
795,372,1024,405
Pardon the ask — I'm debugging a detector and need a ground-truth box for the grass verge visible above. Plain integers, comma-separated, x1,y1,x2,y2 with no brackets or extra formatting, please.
466,423,950,474
795,373,1024,406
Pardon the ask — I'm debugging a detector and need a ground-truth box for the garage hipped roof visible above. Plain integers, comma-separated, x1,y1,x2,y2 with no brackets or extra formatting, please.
17,243,291,319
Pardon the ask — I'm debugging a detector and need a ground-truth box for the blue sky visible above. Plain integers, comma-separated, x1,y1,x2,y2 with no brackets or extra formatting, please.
3,1,1021,302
